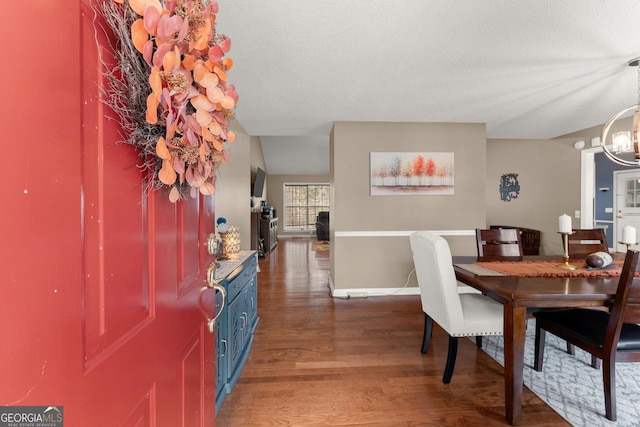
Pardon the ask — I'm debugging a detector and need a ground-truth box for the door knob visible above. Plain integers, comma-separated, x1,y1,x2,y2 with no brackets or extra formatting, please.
198,263,226,333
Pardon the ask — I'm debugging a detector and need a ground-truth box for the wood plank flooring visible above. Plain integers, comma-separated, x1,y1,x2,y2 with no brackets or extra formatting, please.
215,237,569,426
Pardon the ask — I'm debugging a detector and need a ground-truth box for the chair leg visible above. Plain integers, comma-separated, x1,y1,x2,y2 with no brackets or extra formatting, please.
567,343,601,368
566,342,575,355
533,325,546,371
443,336,458,384
568,344,601,369
475,336,483,348
603,358,617,421
421,313,433,354
591,355,601,369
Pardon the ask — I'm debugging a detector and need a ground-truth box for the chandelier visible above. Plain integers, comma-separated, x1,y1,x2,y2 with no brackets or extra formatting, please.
600,57,640,166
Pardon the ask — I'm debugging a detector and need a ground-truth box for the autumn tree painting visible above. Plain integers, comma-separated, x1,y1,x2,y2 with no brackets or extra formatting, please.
370,152,454,195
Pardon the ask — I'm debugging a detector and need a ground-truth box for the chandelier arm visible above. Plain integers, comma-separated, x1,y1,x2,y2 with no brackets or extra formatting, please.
600,105,640,167
600,57,640,167
637,60,640,106
635,108,640,160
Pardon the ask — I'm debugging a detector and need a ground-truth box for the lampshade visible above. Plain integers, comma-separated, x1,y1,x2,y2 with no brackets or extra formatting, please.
600,57,640,166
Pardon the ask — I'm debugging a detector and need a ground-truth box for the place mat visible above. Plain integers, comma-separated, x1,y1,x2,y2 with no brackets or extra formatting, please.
474,259,626,278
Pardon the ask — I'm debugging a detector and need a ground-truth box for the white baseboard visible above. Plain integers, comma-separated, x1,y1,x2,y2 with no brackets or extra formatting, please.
328,267,419,298
331,286,420,298
278,232,316,238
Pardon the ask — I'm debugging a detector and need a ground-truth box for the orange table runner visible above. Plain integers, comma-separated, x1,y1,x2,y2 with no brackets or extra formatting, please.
474,259,627,278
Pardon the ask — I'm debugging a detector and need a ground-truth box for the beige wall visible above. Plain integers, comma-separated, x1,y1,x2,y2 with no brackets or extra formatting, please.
485,138,582,256
214,120,252,250
330,121,487,294
556,116,632,143
215,119,589,295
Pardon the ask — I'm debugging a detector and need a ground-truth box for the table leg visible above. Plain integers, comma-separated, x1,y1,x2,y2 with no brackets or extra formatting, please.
503,304,526,425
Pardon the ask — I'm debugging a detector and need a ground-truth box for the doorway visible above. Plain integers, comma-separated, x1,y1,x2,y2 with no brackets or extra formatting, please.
582,146,640,252
614,169,640,252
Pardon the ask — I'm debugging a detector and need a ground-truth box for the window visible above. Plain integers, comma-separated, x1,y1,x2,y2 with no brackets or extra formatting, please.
283,184,329,230
625,178,640,208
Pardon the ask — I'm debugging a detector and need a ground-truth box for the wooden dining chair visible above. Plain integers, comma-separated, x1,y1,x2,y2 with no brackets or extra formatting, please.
564,228,610,366
480,228,578,357
475,228,523,259
490,225,541,255
410,231,503,383
567,228,609,258
533,249,640,421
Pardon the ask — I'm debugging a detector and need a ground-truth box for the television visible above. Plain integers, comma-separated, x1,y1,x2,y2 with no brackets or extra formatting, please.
252,167,266,198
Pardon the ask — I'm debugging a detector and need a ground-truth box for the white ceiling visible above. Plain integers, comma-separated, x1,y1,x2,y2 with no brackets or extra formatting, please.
217,1,640,175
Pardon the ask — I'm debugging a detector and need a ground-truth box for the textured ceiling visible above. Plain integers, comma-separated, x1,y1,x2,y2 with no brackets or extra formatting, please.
217,1,640,174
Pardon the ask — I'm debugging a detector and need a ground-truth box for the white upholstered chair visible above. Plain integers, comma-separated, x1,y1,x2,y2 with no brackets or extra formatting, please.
410,231,504,383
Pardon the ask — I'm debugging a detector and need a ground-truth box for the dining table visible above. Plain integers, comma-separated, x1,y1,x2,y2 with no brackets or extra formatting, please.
452,254,627,426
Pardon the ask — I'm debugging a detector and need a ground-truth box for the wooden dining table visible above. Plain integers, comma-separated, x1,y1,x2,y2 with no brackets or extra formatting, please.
452,254,626,426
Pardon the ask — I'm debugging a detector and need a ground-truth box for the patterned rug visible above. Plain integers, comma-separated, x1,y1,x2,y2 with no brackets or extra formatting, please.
311,240,329,251
481,320,640,426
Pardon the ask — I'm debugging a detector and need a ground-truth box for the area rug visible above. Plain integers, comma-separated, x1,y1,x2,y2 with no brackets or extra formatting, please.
481,321,640,426
311,240,329,251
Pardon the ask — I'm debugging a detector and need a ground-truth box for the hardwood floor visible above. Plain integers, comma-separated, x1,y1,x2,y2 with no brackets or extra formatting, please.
216,238,569,426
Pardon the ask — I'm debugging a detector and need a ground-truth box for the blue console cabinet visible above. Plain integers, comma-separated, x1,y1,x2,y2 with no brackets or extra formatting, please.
214,251,259,413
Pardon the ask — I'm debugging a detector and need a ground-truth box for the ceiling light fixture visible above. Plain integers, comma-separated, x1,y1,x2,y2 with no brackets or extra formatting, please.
600,57,640,166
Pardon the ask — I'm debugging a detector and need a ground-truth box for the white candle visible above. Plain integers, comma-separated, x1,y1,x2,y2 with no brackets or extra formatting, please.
623,225,636,244
559,214,572,233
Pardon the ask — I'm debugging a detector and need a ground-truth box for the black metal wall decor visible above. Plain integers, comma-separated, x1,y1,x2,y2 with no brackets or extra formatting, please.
499,173,520,202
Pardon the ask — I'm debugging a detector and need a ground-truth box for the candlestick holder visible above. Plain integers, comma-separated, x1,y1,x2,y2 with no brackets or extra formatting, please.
558,231,576,270
618,241,637,252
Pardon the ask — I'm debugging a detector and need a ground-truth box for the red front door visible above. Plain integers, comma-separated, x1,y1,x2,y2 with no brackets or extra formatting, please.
0,1,217,425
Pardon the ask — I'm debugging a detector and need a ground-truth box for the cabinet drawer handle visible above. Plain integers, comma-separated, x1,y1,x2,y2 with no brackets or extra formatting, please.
220,339,227,356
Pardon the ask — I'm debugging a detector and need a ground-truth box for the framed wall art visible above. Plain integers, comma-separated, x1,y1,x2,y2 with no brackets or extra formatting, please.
499,173,520,202
370,152,454,196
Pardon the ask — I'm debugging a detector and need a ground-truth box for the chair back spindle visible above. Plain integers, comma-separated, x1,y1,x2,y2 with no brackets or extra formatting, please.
490,225,540,255
476,228,523,259
567,229,608,258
